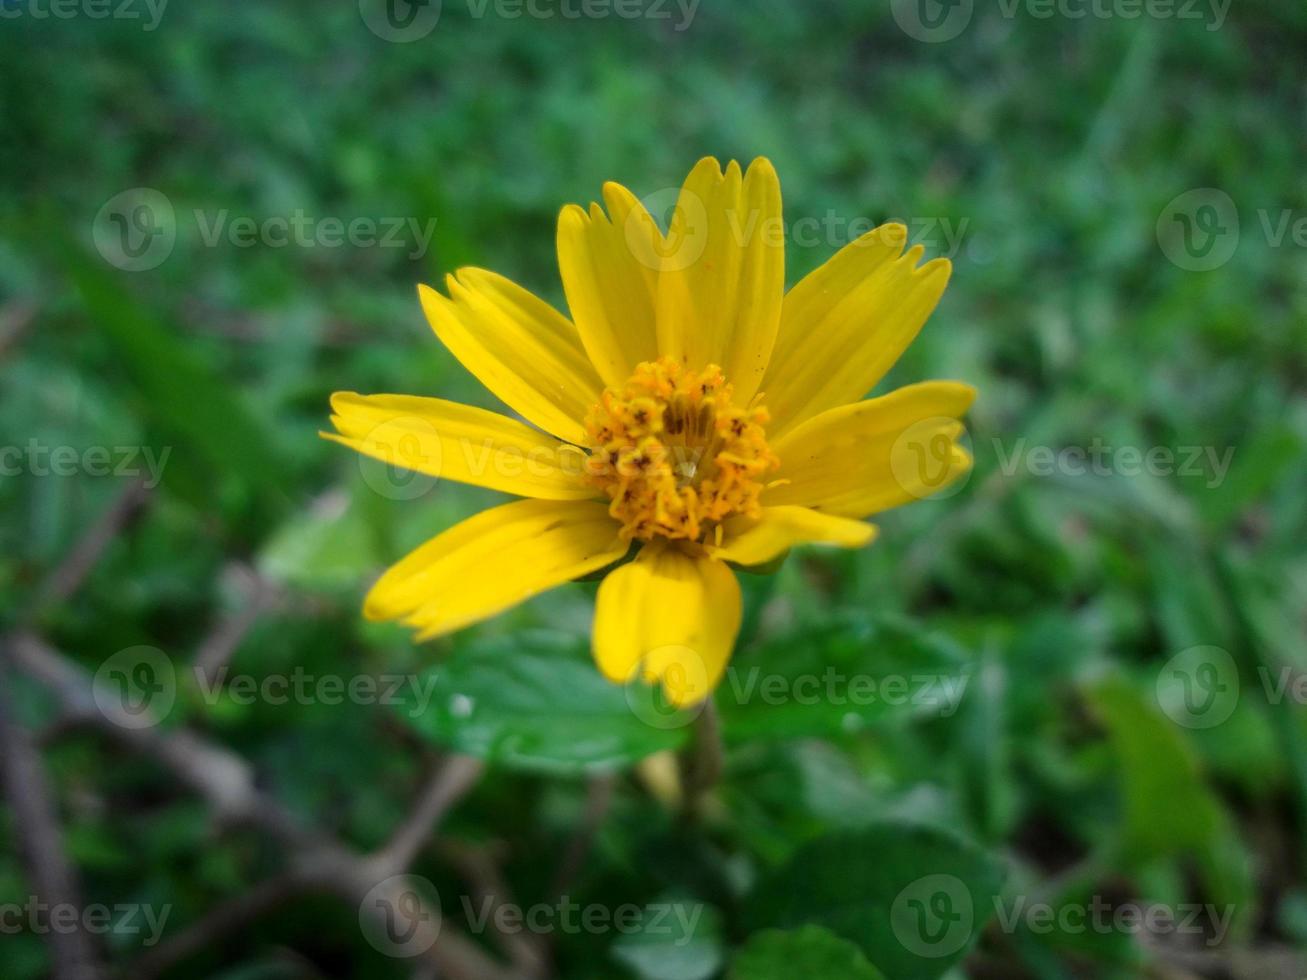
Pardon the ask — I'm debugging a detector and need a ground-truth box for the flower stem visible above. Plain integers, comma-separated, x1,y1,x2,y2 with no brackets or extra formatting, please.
680,698,723,809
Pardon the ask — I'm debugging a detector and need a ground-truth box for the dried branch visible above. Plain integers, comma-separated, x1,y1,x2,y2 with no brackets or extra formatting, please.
130,872,306,980
0,298,39,360
32,475,151,620
549,774,617,900
0,646,106,980
193,563,283,683
440,841,548,979
375,755,486,873
6,631,518,980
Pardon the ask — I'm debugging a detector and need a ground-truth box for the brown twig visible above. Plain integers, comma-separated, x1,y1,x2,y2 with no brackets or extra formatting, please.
130,872,306,980
31,475,151,621
549,774,617,900
439,841,548,978
193,563,282,684
0,644,106,980
0,299,39,360
376,755,486,872
7,631,516,980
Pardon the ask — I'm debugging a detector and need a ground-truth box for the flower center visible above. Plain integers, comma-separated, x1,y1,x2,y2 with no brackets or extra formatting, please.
584,357,779,543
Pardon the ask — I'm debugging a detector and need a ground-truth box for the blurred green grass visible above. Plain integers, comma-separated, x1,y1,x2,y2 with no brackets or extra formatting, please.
2,1,1306,977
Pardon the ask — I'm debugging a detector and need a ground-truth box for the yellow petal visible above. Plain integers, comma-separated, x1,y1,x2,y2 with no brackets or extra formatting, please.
761,224,952,438
592,543,741,707
326,392,592,499
556,183,663,388
366,498,626,638
710,506,877,566
419,270,601,445
766,381,976,517
656,157,784,405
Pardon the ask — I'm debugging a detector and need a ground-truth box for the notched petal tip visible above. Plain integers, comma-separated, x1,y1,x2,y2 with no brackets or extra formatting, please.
558,202,591,231
685,156,726,185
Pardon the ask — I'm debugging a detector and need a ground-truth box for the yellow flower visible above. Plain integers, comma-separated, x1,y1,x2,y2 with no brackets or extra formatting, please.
325,157,974,707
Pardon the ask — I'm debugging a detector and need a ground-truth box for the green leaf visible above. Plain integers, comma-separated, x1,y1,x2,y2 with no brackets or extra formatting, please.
398,630,686,774
730,926,886,980
610,899,724,980
257,490,379,592
58,239,288,525
717,614,971,743
1086,674,1254,936
745,821,1004,980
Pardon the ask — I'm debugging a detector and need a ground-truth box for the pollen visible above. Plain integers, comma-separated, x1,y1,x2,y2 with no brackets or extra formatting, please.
584,357,779,543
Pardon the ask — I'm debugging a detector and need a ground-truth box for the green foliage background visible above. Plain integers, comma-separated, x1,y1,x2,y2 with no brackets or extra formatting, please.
2,1,1305,977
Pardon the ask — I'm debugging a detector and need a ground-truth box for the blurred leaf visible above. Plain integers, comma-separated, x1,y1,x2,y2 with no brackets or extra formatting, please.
58,240,288,525
258,490,378,591
730,926,886,979
399,630,686,774
610,899,724,980
745,821,1003,980
1086,675,1254,935
718,615,971,743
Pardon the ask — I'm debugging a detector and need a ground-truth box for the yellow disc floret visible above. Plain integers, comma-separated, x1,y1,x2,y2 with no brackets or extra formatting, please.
584,357,779,543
